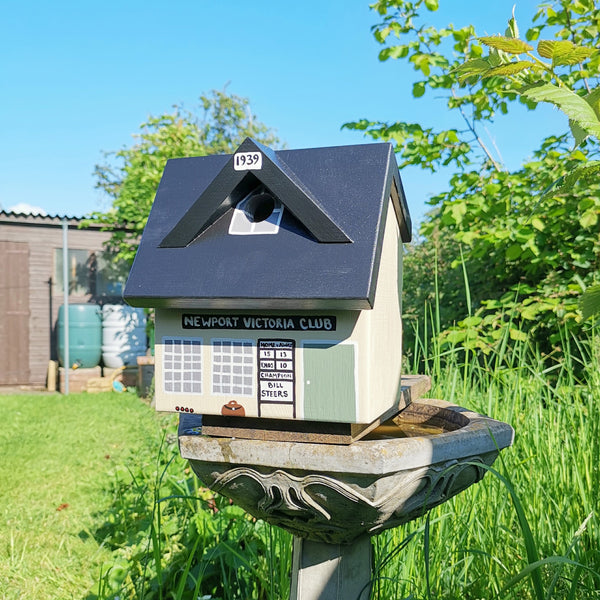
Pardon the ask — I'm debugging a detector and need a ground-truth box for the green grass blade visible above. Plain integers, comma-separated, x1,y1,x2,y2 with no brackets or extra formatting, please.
463,462,545,599
499,555,600,597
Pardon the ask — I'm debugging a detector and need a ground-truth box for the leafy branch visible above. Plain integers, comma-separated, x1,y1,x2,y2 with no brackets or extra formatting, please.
344,0,524,173
354,1,600,340
456,21,600,188
456,11,600,319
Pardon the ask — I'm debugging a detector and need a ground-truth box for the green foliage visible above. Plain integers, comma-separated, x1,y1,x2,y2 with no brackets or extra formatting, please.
580,283,600,319
458,25,600,157
349,0,600,351
412,135,600,352
94,432,292,600
456,4,600,321
346,0,544,171
90,89,280,266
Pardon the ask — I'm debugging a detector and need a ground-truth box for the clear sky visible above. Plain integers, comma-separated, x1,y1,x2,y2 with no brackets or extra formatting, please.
1,0,565,226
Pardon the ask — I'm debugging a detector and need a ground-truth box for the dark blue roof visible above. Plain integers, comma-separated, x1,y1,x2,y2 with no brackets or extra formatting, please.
124,139,410,310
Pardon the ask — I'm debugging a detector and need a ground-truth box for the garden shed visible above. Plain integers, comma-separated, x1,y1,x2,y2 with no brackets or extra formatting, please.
0,210,123,388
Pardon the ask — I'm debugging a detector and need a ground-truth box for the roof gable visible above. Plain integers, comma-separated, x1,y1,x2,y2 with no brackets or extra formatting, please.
160,138,351,246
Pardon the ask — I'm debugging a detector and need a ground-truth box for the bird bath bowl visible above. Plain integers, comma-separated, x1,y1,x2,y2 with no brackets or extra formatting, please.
178,398,514,545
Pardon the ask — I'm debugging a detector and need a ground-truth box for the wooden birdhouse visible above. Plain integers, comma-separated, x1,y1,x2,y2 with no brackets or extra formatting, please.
124,138,411,442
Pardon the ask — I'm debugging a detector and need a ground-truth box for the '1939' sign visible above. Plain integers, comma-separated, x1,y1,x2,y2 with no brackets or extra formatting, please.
233,151,262,171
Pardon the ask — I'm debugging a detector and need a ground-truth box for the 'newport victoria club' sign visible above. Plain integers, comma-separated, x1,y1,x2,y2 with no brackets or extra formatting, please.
182,314,337,332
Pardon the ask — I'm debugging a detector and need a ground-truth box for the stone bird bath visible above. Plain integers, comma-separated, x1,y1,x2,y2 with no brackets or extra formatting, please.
178,387,514,599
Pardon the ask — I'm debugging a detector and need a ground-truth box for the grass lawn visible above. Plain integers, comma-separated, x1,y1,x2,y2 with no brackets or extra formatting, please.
0,391,173,600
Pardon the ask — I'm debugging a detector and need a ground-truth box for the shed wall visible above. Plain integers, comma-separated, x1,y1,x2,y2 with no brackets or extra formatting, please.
0,218,112,387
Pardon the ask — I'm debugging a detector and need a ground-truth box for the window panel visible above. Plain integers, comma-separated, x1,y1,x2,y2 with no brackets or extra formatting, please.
212,338,254,396
162,337,202,394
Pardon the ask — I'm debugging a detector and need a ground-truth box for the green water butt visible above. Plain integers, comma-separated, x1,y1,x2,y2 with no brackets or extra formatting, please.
57,304,102,368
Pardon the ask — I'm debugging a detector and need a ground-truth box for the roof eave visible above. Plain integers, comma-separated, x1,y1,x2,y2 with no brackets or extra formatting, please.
124,295,374,311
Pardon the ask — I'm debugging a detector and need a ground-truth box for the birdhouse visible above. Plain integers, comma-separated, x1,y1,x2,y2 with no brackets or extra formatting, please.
124,138,411,442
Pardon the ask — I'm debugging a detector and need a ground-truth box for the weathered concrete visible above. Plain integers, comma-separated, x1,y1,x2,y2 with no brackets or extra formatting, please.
290,535,372,600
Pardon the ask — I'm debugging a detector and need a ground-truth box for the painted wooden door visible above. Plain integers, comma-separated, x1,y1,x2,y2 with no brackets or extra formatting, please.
302,342,356,422
0,241,30,385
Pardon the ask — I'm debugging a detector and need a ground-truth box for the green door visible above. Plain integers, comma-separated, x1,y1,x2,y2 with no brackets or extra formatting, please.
303,342,356,422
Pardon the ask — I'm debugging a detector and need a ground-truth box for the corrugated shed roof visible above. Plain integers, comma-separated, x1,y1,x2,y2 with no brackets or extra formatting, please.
0,210,105,229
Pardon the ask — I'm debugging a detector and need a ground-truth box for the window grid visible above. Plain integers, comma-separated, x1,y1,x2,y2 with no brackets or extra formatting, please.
163,337,203,394
212,339,254,396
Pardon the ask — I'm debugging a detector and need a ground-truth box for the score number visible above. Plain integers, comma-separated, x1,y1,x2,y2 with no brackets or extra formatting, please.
233,151,262,171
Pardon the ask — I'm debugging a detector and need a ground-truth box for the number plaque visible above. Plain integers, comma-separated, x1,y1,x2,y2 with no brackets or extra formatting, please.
233,151,263,171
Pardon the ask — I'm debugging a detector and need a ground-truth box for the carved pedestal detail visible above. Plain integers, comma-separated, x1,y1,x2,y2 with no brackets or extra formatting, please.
190,454,496,544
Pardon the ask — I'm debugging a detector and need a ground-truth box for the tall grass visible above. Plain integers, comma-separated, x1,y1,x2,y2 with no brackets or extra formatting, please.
89,282,600,600
94,431,292,600
370,316,600,599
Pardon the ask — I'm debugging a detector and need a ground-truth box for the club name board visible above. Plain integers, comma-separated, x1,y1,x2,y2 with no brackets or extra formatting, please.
182,314,336,332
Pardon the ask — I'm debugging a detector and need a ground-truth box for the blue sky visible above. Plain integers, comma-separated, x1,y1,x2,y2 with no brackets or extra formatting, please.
0,0,565,226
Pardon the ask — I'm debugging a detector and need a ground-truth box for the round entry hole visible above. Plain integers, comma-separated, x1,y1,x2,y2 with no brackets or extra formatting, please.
244,192,276,223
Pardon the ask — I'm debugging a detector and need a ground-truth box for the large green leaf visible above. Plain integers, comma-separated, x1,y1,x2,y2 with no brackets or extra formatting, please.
479,36,532,54
580,208,599,228
539,161,600,201
556,46,594,65
505,7,519,39
564,160,600,187
570,119,590,146
531,217,545,231
454,57,491,74
413,81,426,97
537,39,595,66
570,89,600,144
484,61,536,77
580,285,600,320
583,87,600,119
455,57,492,82
506,243,522,260
450,201,467,224
521,84,600,138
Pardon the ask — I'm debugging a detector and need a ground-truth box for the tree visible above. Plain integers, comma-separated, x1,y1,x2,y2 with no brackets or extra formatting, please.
90,89,281,267
345,0,600,355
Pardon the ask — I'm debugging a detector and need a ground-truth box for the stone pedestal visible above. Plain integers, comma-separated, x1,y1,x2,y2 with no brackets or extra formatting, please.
290,535,372,600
